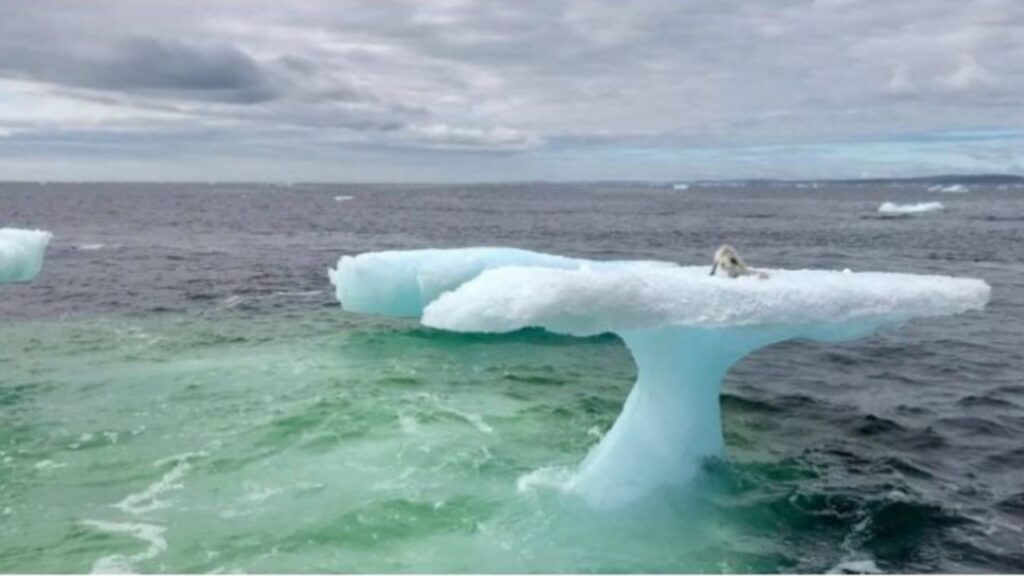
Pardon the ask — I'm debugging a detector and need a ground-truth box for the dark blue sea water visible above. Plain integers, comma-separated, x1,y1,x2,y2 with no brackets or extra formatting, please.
1,182,1022,572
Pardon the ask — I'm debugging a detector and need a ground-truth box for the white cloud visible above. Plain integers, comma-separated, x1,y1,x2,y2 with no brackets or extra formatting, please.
404,123,542,150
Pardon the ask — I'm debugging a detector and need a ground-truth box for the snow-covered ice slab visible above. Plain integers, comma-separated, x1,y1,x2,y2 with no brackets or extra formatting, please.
331,248,990,507
878,201,944,215
0,228,52,285
329,247,669,317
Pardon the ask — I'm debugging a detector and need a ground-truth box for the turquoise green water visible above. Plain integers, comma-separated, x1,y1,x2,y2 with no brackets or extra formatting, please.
0,309,640,572
0,306,965,573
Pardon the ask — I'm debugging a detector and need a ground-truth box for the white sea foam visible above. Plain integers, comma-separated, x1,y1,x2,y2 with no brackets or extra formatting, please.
151,449,208,468
240,482,284,504
221,295,248,308
371,467,417,492
452,410,492,434
827,559,883,574
223,290,323,308
116,451,206,515
431,399,493,434
398,411,420,434
516,466,573,493
81,520,167,574
34,459,68,471
878,201,945,215
270,290,323,297
114,463,189,515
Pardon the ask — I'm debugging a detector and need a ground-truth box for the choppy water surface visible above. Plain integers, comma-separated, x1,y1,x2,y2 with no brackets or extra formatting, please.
2,182,1023,572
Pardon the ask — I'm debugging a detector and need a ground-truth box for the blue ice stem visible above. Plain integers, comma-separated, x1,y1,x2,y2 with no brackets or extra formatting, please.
568,323,883,508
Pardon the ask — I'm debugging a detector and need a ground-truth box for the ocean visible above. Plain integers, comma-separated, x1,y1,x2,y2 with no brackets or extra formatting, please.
1,181,1022,572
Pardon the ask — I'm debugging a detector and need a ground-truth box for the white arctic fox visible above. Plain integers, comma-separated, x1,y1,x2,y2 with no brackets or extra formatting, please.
710,244,769,279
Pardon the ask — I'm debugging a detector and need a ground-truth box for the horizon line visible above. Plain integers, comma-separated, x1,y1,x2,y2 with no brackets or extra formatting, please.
1,173,1022,186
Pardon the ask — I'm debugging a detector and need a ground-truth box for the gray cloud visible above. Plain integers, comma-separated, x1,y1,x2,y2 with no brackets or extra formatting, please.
0,0,1021,179
88,37,279,103
0,13,277,104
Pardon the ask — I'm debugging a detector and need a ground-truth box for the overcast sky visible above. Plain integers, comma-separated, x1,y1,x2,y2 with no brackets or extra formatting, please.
0,0,1022,182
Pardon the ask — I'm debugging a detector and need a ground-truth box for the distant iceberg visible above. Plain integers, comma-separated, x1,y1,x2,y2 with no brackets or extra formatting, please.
0,228,52,285
330,248,990,507
878,201,945,215
927,184,969,193
671,183,690,191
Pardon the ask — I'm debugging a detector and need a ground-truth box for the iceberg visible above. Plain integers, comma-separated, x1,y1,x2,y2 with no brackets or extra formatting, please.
927,184,969,193
878,201,945,215
0,228,52,285
330,248,990,507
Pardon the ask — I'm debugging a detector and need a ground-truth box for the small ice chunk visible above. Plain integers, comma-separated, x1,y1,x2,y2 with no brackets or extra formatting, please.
927,184,968,193
0,228,52,285
878,201,944,215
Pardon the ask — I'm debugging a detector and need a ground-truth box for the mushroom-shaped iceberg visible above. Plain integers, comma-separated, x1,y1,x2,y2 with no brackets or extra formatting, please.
0,228,52,285
330,248,990,507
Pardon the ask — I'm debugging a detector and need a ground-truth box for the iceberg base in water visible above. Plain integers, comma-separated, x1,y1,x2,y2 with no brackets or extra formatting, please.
567,323,879,507
0,228,52,285
330,248,990,507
